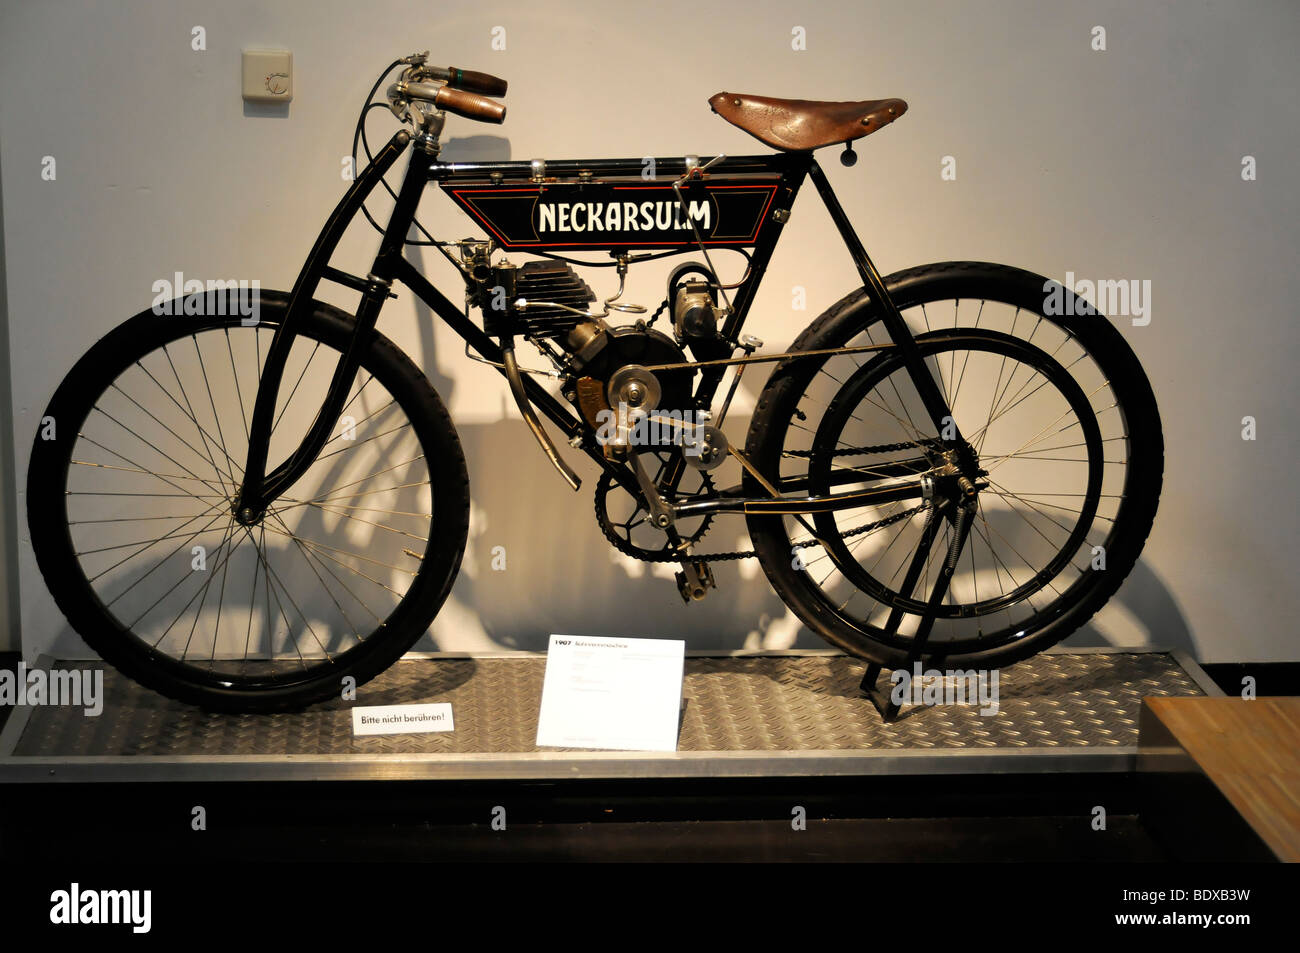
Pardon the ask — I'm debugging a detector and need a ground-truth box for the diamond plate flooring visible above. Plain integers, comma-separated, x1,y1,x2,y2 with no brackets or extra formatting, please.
10,652,1204,757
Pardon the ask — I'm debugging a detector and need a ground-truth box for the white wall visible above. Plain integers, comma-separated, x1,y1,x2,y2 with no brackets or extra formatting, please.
2,0,1298,662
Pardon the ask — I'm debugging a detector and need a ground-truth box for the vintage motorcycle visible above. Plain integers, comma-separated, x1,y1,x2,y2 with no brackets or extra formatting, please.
26,53,1163,714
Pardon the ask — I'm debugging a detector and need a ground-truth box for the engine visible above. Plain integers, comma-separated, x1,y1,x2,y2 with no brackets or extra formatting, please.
563,323,694,439
467,251,717,455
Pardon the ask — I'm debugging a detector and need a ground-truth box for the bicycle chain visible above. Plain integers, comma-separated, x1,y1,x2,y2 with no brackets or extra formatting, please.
783,438,942,459
595,470,932,565
643,297,670,328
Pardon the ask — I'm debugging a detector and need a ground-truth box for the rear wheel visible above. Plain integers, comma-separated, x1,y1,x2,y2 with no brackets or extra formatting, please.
745,262,1163,669
27,292,470,711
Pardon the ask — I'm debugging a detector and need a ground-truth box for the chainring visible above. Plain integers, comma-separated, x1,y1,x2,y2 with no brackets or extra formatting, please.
594,450,716,561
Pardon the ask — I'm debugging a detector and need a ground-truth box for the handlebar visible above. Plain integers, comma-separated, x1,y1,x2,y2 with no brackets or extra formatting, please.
388,52,508,126
434,85,507,123
399,80,507,124
408,59,508,98
445,66,508,97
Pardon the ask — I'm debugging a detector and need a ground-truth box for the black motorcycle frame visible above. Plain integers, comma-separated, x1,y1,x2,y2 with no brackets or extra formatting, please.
232,129,967,528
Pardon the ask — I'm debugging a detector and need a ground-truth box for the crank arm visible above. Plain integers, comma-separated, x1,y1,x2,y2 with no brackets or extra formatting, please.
628,449,675,530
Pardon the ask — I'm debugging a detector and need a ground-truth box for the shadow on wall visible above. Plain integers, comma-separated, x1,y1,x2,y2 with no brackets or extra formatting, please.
432,419,800,652
425,423,1194,658
439,136,512,162
242,101,290,119
1061,559,1194,656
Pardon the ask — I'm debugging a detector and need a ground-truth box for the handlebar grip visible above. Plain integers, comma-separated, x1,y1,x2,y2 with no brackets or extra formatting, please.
447,66,508,97
434,85,507,124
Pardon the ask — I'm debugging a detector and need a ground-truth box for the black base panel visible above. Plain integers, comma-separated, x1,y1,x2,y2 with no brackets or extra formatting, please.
0,772,1162,862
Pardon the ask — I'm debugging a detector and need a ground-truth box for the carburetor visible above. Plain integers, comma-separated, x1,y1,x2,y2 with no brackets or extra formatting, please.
458,239,494,309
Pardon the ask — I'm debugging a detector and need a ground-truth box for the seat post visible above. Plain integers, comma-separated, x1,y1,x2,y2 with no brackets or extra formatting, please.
806,159,960,438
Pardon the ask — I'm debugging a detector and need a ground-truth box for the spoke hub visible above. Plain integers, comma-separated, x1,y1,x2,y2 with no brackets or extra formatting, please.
933,441,984,500
234,505,265,526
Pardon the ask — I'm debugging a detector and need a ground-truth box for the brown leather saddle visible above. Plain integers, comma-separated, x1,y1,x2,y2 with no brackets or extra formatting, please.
709,92,907,152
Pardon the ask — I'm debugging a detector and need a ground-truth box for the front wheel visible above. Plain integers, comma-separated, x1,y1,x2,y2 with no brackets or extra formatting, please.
745,262,1163,670
27,292,470,711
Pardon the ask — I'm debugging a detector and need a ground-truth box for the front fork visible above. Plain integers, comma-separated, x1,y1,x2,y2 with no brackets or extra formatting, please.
233,130,420,522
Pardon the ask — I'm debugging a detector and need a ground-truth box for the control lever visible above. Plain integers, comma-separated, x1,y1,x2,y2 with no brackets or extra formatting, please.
713,334,763,428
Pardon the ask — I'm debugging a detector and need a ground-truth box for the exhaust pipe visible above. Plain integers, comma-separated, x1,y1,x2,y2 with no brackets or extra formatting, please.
500,345,581,491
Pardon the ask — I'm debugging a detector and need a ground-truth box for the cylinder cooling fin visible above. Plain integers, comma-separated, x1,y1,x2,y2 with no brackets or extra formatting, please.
482,259,595,337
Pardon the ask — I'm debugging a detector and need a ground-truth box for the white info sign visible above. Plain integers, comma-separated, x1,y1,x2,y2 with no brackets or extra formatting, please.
535,635,685,752
351,702,454,736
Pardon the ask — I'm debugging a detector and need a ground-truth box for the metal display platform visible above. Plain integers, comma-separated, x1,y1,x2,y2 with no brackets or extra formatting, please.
0,648,1220,782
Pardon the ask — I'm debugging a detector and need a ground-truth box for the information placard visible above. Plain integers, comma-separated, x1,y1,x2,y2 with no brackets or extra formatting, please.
535,635,685,751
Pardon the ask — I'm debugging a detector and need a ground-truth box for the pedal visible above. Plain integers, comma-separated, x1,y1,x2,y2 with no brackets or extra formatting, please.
675,560,716,603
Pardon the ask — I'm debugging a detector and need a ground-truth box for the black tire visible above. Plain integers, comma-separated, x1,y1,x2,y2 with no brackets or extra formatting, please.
745,262,1163,670
27,291,470,711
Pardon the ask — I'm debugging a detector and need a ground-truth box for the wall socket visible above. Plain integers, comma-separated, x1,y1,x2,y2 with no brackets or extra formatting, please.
241,49,293,104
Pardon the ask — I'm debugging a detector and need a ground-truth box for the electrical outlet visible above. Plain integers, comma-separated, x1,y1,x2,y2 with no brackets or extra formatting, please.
242,49,293,104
